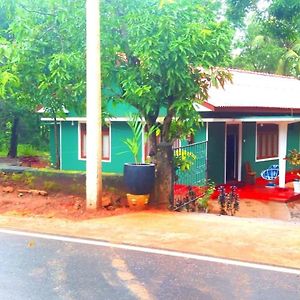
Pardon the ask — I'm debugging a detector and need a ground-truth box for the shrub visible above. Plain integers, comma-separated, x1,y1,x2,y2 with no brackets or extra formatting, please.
196,182,215,212
174,149,196,172
286,149,300,167
18,144,49,158
218,185,239,216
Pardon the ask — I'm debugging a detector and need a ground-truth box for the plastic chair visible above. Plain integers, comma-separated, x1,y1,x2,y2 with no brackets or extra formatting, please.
261,165,279,188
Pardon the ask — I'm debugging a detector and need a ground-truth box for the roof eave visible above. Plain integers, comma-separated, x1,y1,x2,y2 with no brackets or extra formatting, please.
212,106,300,114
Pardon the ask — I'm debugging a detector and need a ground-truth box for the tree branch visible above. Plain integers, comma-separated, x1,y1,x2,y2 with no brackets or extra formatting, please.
18,3,57,17
162,96,175,143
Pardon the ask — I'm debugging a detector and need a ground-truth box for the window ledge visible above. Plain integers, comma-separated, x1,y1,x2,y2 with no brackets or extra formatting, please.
78,157,111,162
256,157,279,163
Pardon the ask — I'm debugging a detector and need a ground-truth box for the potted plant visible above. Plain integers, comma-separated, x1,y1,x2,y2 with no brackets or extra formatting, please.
123,115,158,203
286,149,300,193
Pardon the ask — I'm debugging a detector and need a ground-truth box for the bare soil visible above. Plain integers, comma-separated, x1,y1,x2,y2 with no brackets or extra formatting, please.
0,156,297,222
0,184,134,220
0,182,295,222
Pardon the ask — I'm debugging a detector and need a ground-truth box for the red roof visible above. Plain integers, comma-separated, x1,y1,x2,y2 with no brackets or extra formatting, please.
205,69,300,112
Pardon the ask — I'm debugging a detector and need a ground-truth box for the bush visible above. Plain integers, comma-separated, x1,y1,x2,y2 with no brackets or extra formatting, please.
218,185,239,216
196,182,215,212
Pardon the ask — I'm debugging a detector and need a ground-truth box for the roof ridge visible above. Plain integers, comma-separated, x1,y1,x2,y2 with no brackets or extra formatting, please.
228,68,299,81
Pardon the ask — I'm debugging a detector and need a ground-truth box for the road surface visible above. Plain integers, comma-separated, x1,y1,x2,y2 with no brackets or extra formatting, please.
0,229,299,300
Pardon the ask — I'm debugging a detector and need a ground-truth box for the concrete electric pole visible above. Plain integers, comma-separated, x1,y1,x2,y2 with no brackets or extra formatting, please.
86,0,102,209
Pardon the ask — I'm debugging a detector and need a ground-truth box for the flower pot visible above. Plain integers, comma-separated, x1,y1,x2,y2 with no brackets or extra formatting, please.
126,193,149,210
123,163,155,195
293,180,300,194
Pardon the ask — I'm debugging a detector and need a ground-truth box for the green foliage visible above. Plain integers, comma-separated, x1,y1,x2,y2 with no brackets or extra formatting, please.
173,149,196,172
0,0,86,159
10,172,35,187
286,149,300,166
225,0,260,28
101,0,233,203
233,0,300,77
10,173,24,183
0,143,49,159
43,180,61,192
102,0,233,145
2,0,86,112
196,182,215,212
17,144,49,159
123,115,158,164
0,118,12,152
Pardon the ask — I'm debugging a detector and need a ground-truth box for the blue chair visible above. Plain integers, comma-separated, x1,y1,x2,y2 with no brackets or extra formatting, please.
261,165,279,188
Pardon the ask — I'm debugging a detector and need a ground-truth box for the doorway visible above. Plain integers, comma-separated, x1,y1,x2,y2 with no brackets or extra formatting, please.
226,124,239,183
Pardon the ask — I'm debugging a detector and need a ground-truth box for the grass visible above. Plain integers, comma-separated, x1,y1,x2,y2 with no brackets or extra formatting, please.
0,144,49,160
36,168,86,175
36,167,120,176
0,149,7,157
18,144,49,158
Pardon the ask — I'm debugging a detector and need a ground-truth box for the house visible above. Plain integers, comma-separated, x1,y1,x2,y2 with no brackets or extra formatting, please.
42,69,300,188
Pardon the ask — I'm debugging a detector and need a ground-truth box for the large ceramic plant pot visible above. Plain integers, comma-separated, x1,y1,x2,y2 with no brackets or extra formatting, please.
293,180,300,194
124,163,155,195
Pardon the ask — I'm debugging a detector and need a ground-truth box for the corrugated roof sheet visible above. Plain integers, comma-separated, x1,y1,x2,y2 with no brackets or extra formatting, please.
207,69,300,109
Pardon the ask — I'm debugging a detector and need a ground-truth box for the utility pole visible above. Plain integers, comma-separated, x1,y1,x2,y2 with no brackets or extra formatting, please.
86,0,102,209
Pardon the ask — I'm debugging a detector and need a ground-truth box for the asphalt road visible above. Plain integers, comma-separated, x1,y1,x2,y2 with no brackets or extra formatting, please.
0,230,299,300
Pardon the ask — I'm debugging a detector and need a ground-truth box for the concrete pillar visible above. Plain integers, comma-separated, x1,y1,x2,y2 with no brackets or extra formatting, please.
278,123,288,188
86,0,102,209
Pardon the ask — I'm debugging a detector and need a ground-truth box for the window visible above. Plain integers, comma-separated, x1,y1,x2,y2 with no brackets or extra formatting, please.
144,129,180,161
172,139,181,149
256,123,278,160
80,123,110,160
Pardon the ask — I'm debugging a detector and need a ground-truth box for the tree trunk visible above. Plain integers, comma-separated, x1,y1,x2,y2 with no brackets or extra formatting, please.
7,116,19,158
147,130,157,157
53,116,60,169
153,142,174,207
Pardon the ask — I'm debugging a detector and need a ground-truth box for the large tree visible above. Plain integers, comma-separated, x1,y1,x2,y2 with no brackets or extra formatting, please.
0,0,86,163
232,0,300,76
2,0,233,205
101,0,233,204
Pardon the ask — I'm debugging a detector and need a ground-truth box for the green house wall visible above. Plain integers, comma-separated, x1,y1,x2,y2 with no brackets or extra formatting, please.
241,122,300,179
207,122,225,184
49,124,60,167
195,123,207,143
52,119,300,182
286,122,300,171
60,121,142,174
58,121,208,174
241,123,275,178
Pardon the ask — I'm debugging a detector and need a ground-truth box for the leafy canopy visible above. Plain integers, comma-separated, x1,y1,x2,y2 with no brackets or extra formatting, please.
232,0,300,76
0,0,86,116
101,0,233,143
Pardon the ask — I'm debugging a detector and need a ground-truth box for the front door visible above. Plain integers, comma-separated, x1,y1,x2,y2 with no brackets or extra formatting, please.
226,124,239,182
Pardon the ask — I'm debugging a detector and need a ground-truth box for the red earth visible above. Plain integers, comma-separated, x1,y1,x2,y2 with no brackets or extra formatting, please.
0,184,136,220
0,156,298,221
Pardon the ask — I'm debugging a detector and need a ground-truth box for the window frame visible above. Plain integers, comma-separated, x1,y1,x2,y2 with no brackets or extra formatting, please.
143,128,181,162
255,123,279,161
78,122,111,162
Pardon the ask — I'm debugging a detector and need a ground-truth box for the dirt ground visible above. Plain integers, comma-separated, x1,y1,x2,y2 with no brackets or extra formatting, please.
0,184,134,220
0,156,299,221
0,182,297,222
